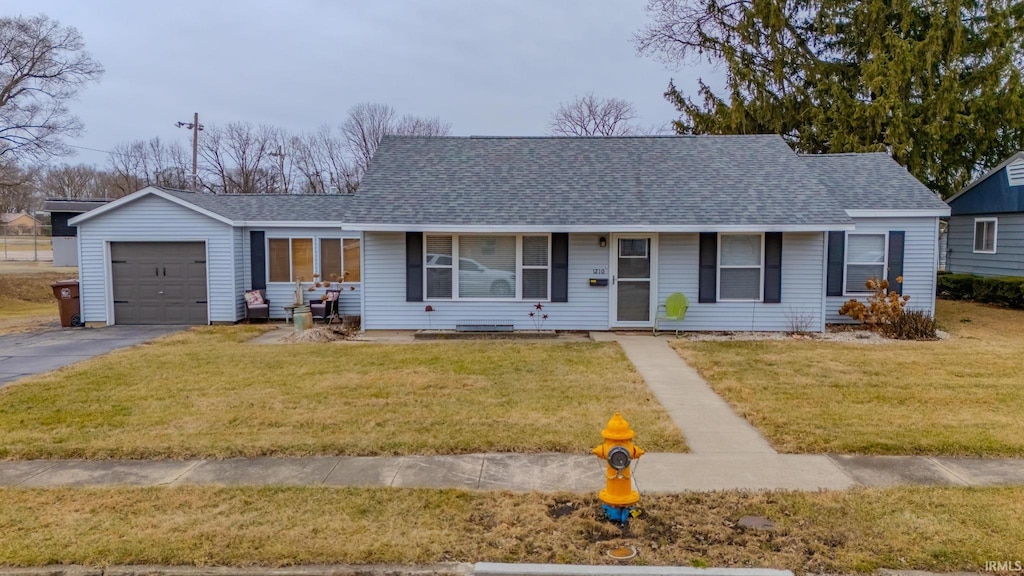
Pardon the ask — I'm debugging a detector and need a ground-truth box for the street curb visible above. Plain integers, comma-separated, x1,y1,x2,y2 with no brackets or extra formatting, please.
0,565,473,576
474,564,793,576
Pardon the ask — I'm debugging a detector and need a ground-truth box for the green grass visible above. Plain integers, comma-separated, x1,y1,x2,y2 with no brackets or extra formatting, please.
673,300,1024,456
0,327,685,458
1,485,1021,571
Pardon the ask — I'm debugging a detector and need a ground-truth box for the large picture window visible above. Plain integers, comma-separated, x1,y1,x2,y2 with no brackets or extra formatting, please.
845,233,886,293
718,234,763,301
320,238,362,283
424,234,550,300
268,238,313,282
974,218,997,254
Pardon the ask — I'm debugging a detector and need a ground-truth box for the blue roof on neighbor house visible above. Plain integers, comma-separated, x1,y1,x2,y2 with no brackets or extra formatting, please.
946,151,1024,216
346,135,944,230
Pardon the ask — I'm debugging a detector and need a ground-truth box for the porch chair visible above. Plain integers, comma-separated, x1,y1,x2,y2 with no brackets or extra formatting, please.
310,289,341,324
243,289,270,323
653,292,689,337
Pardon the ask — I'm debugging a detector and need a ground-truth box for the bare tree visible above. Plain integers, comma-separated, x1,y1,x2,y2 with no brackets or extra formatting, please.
37,163,107,199
108,137,190,196
0,14,104,162
0,158,38,211
548,93,645,136
341,102,451,184
199,122,281,194
291,126,357,194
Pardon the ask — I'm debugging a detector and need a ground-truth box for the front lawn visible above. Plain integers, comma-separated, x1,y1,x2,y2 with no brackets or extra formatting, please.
673,300,1024,456
0,328,684,458
1,485,1021,572
0,262,78,334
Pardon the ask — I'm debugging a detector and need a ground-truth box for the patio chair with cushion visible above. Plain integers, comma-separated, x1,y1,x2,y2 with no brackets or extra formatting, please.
653,292,689,337
310,289,341,324
243,289,270,323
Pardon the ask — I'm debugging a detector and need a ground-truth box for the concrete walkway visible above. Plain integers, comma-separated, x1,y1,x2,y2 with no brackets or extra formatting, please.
3,453,1024,491
0,326,185,386
592,333,775,454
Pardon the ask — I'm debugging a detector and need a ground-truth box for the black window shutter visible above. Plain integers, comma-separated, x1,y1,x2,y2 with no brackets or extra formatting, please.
887,231,905,294
551,233,569,302
826,231,845,297
249,231,266,290
406,232,423,302
763,232,783,303
698,233,717,303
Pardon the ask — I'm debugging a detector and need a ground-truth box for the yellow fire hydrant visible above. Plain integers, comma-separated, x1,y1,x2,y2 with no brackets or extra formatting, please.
592,412,644,523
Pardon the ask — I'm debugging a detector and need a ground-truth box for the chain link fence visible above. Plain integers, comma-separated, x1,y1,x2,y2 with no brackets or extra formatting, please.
1,221,54,262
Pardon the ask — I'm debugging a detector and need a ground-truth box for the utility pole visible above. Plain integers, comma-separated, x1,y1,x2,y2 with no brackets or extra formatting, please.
175,112,204,191
269,148,287,194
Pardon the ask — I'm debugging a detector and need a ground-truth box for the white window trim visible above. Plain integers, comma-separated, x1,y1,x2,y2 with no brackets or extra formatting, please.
973,218,998,254
267,236,362,284
317,237,362,285
843,231,888,296
423,233,552,302
717,232,765,302
267,237,314,284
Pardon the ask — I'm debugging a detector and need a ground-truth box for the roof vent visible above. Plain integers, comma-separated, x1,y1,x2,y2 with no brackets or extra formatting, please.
1008,159,1024,187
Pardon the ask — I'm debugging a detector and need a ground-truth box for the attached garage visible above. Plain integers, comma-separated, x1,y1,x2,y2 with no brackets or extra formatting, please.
71,188,243,326
110,242,208,324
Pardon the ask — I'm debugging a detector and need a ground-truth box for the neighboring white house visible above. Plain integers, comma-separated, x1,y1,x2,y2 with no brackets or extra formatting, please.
69,135,950,330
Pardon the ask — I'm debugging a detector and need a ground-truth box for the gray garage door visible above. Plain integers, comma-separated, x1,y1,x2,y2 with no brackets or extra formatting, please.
111,242,208,325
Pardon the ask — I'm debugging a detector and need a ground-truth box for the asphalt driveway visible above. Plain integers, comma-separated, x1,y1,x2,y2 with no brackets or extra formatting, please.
0,326,185,387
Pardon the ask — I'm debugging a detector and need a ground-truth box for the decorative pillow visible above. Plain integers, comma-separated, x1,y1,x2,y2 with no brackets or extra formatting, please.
244,290,264,306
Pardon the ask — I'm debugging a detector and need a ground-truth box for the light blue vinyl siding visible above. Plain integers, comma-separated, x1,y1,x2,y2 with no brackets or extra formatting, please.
947,213,1024,277
362,232,610,330
656,233,826,332
826,217,939,322
76,194,237,324
247,228,362,319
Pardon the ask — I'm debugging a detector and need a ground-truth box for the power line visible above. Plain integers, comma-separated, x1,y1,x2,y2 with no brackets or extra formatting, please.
66,143,114,154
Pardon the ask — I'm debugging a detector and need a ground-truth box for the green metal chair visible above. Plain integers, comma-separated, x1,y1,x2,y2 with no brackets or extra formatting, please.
653,292,689,337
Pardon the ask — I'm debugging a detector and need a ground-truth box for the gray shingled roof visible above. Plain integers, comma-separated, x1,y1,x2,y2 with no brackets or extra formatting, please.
157,188,355,221
348,135,854,228
801,153,948,211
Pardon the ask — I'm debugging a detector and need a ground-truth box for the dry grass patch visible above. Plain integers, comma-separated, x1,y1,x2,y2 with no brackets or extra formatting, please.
0,262,77,334
0,327,684,458
0,236,52,252
673,300,1024,456
1,485,1022,572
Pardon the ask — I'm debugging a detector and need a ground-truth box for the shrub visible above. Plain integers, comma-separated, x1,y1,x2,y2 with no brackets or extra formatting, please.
838,277,909,325
936,273,1024,309
881,309,938,340
936,273,976,300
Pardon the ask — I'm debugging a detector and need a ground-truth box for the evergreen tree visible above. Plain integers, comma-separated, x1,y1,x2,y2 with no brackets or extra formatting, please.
637,0,1024,197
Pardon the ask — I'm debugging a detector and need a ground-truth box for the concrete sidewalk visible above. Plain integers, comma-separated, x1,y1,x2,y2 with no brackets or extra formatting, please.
592,333,775,455
0,326,184,386
3,452,1024,491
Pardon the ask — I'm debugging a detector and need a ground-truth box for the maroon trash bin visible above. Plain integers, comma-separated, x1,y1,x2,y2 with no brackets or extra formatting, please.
51,280,82,327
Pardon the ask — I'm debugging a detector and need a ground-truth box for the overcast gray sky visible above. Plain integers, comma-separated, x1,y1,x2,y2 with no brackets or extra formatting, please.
9,0,720,167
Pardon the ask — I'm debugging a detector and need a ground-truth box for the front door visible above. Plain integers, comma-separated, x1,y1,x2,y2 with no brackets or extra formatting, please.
610,235,657,327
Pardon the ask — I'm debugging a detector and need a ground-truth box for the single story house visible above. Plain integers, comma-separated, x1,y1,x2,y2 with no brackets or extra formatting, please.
944,151,1024,277
42,198,112,266
69,135,949,331
1,212,39,236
